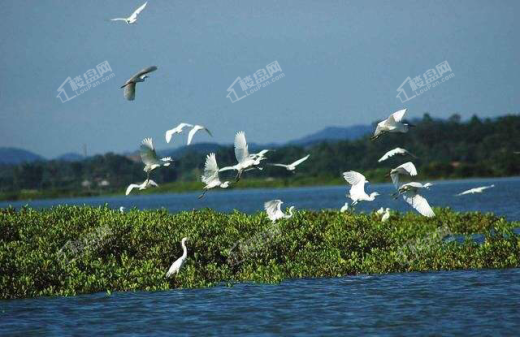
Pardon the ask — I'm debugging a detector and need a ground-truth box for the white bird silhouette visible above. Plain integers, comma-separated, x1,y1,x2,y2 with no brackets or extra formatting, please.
199,153,230,199
378,147,417,162
125,178,158,195
250,149,271,161
394,182,432,198
219,131,263,181
389,162,418,188
402,188,435,218
165,123,193,143
340,202,349,213
166,237,188,278
140,138,172,177
372,109,413,140
111,2,147,24
187,125,212,146
120,66,157,101
264,200,295,223
343,171,380,205
376,208,391,222
270,155,310,172
456,185,495,196
119,206,126,213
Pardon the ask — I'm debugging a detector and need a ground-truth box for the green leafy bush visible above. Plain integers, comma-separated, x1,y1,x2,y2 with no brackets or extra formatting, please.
0,206,518,299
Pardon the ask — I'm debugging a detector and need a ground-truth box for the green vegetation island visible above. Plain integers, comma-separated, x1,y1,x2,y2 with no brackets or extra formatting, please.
1,113,519,202
1,206,519,299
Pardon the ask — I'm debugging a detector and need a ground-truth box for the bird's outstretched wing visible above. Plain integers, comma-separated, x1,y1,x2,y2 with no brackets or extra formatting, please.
378,148,407,162
146,179,158,188
264,200,282,221
131,66,157,81
390,109,407,123
234,131,249,163
403,192,435,217
219,166,236,172
129,2,147,21
290,154,310,167
269,163,289,168
111,18,127,21
187,126,212,146
202,153,219,184
140,138,159,166
125,184,139,195
343,171,366,186
124,83,136,101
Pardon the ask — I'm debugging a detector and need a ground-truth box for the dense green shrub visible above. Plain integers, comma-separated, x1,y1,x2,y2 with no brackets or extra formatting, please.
0,206,519,299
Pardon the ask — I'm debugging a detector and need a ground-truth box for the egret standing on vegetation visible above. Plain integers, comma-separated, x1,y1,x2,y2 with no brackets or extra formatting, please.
372,109,413,140
121,66,157,101
389,162,418,188
220,131,263,181
343,171,380,205
187,125,212,146
199,153,230,199
456,185,495,196
378,147,417,162
264,200,295,223
166,238,188,278
110,2,148,24
165,123,193,143
270,155,310,172
340,202,349,212
140,138,172,178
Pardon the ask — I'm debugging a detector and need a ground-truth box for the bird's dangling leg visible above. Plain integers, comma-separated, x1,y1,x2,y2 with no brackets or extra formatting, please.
198,190,207,199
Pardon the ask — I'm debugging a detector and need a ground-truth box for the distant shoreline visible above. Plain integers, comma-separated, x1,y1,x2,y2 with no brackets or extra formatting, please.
1,175,517,204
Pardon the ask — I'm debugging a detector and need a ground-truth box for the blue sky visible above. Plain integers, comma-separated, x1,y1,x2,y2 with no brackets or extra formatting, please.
1,0,519,158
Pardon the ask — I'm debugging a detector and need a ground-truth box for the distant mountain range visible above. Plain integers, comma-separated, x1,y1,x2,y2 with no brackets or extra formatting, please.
0,124,372,165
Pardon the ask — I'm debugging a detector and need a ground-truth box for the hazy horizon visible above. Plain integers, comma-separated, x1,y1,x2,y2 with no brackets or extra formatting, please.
1,0,519,158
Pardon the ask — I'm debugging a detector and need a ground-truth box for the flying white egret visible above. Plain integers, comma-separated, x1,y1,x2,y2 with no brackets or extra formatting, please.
187,125,212,146
120,66,157,101
140,138,172,177
378,147,417,163
264,200,295,223
393,182,432,198
402,188,435,217
165,123,193,143
125,179,158,195
371,109,414,140
199,153,230,199
389,162,418,188
166,237,188,278
343,171,380,205
250,149,271,160
456,185,495,196
340,202,349,213
269,155,310,172
219,131,263,181
111,2,147,24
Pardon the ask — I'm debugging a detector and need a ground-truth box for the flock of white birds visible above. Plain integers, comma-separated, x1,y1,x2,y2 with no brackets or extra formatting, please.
112,3,495,277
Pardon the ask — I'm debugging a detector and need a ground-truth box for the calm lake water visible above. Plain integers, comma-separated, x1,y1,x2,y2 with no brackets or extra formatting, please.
1,268,519,335
1,177,519,220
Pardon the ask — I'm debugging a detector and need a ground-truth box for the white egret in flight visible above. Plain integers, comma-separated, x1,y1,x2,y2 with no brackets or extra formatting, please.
165,123,193,143
199,153,230,199
340,202,349,213
389,162,418,188
343,171,380,205
378,147,417,162
220,131,263,181
111,2,147,24
372,109,414,140
456,185,495,196
250,149,271,161
166,237,188,278
121,66,157,101
125,179,158,195
264,200,295,223
270,155,310,172
393,182,432,198
187,125,212,146
396,182,435,217
140,138,172,178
